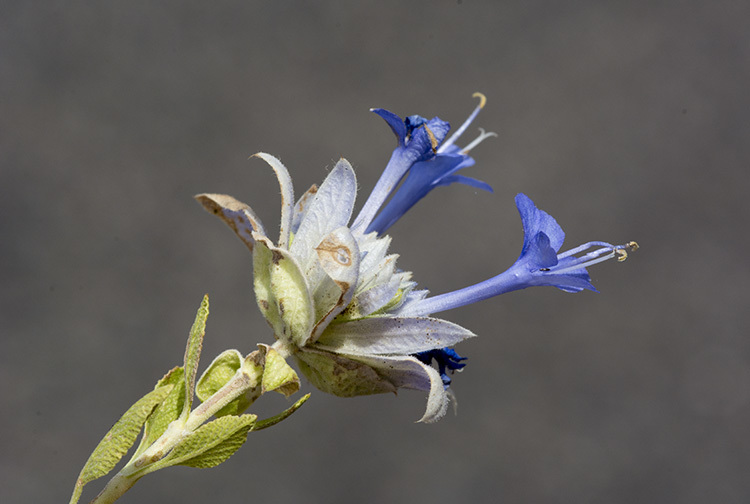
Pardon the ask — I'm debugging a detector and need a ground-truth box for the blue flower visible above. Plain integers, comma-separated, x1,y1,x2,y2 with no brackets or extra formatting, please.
197,95,637,422
398,193,638,316
353,93,495,234
414,348,467,388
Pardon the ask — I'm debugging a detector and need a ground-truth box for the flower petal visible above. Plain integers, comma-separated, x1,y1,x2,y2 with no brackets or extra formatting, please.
291,184,319,235
516,193,565,254
314,316,476,356
290,158,357,273
347,354,450,423
309,226,360,343
371,108,407,145
253,153,295,249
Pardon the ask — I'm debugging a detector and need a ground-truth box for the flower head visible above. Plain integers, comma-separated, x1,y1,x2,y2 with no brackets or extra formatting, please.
197,153,475,422
197,95,636,422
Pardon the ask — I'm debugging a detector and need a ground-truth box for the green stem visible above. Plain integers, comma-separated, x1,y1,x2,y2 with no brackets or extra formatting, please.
88,474,139,504
89,360,262,504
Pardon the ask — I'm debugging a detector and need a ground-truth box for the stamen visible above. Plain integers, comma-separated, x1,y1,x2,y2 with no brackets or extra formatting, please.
550,241,638,275
461,128,498,154
438,92,487,153
473,91,487,109
557,241,616,259
616,241,639,262
423,124,439,153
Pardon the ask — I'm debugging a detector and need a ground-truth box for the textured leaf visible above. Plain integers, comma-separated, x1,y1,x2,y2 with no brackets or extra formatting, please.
261,346,300,397
253,393,311,431
182,295,209,419
150,415,257,470
70,384,173,503
134,366,185,458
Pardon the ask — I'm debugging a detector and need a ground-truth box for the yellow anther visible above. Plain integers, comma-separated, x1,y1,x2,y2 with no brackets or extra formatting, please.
627,241,639,252
423,124,439,152
616,249,628,262
472,92,487,109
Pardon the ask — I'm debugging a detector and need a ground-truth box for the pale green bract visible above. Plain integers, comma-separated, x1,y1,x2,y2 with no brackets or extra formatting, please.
196,153,476,422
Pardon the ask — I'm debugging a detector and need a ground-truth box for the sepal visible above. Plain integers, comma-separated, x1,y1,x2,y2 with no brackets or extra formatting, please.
252,234,315,347
194,193,266,252
258,345,300,397
295,348,396,397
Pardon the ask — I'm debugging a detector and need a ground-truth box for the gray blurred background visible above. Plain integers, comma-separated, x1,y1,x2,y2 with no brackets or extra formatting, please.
2,1,749,503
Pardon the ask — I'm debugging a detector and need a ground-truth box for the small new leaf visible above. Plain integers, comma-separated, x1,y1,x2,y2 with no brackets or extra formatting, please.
70,384,173,504
148,414,257,471
196,350,242,402
253,393,311,431
183,295,209,420
196,350,256,417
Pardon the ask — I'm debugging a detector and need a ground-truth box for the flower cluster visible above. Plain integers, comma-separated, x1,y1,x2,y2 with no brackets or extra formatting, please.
197,94,636,422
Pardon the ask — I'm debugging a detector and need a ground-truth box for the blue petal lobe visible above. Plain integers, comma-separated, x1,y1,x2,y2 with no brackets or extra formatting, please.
372,108,407,145
515,193,565,255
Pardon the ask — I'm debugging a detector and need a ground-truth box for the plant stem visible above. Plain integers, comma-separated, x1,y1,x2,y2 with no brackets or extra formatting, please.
88,474,139,504
88,361,262,504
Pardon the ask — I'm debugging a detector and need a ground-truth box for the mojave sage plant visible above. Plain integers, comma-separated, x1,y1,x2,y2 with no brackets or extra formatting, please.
71,94,637,504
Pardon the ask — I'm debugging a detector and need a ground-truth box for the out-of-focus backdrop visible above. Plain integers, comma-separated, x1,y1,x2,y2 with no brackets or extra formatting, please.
3,2,749,503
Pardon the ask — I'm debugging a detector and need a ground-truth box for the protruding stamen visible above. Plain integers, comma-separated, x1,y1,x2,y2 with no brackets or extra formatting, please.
551,241,637,275
616,241,639,262
438,93,487,153
461,128,498,154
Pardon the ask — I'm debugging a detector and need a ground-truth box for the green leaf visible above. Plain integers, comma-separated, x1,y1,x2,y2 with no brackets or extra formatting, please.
182,295,209,419
196,350,242,401
253,393,310,431
261,346,300,397
148,414,257,471
70,384,173,504
133,366,185,458
196,350,257,417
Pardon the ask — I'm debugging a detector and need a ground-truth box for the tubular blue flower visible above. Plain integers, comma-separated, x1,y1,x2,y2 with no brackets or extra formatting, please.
398,193,639,317
353,93,496,234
